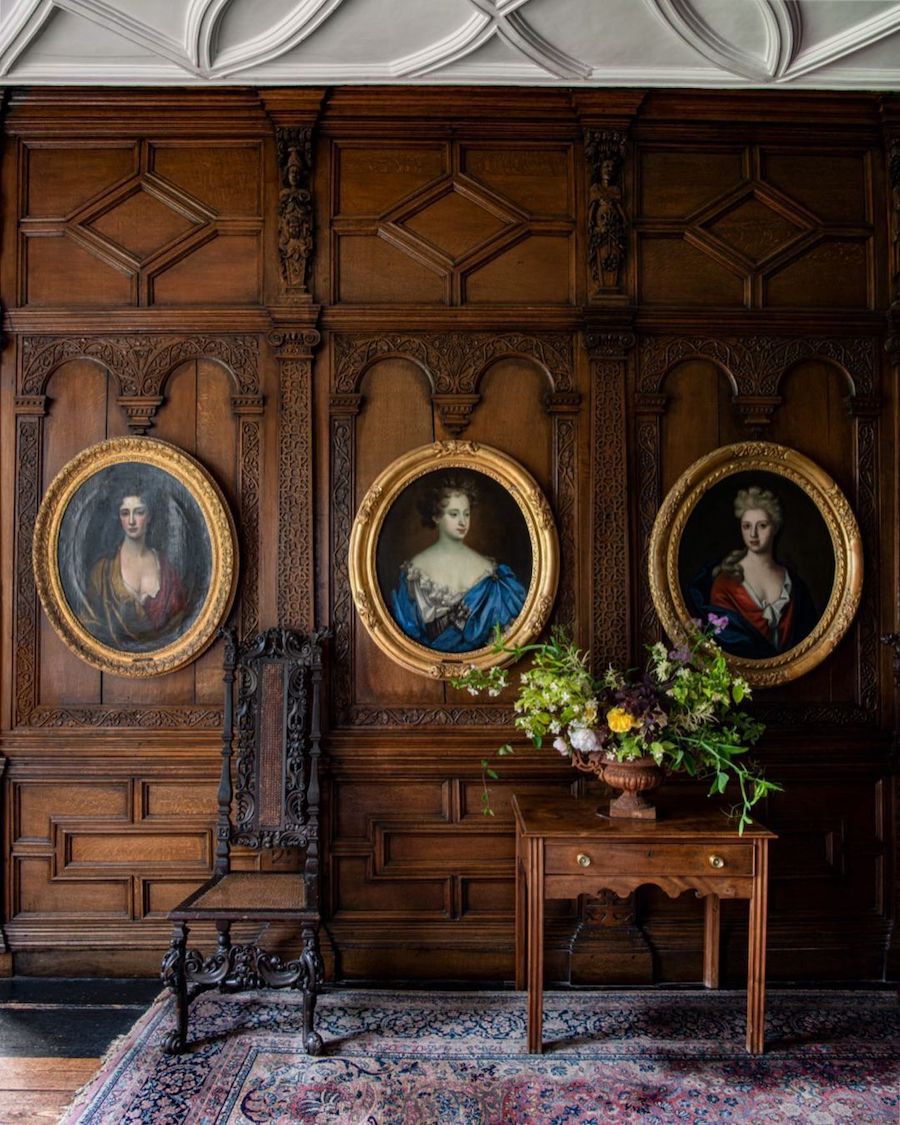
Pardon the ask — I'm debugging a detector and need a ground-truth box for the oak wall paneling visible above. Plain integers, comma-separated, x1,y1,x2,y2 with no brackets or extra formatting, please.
0,87,897,986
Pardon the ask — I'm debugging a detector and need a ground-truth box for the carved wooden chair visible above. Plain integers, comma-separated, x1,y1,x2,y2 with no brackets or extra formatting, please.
161,626,326,1055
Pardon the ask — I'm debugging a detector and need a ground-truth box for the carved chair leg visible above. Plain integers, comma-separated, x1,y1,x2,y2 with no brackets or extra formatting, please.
160,922,189,1055
300,923,323,1055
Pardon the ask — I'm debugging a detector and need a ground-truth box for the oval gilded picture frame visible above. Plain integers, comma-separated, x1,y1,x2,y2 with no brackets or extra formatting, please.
349,441,559,679
33,436,238,678
649,442,862,687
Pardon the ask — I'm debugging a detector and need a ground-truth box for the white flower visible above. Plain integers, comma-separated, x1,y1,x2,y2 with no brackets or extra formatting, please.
552,736,570,756
568,724,601,753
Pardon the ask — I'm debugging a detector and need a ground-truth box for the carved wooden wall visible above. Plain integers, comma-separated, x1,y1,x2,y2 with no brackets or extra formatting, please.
0,87,897,984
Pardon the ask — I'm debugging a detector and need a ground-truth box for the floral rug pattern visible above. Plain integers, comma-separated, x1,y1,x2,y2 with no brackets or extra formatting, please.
61,988,900,1124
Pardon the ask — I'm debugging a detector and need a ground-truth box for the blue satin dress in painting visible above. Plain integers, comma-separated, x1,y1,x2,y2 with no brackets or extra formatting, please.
390,560,526,652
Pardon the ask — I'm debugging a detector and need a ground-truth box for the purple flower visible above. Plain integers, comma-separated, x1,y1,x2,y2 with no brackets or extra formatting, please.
707,612,729,635
669,643,690,664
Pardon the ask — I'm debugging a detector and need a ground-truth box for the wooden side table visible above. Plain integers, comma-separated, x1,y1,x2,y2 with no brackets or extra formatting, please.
512,793,776,1055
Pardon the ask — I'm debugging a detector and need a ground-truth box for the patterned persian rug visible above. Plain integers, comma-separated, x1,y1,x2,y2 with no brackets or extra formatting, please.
61,987,899,1124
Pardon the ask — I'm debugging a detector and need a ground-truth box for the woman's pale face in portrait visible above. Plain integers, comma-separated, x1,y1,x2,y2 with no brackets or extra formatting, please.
434,492,470,542
119,495,149,542
740,508,776,555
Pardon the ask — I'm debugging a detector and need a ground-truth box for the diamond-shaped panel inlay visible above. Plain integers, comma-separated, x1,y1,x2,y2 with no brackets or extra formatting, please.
401,190,510,260
705,198,804,263
87,188,197,259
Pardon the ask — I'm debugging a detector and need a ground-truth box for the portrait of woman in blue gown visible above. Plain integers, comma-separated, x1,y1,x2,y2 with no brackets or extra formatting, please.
389,472,527,653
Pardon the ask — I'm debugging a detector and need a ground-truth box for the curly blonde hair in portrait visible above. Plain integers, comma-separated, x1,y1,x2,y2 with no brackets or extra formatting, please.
713,485,783,579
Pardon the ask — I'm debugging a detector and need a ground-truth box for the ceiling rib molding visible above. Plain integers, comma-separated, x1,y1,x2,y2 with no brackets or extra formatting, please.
1,0,899,89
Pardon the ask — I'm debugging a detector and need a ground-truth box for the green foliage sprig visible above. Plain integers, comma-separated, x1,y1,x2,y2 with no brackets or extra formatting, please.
453,615,781,834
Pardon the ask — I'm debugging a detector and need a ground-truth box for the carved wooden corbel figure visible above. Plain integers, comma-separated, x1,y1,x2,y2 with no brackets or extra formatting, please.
276,126,314,295
585,129,627,292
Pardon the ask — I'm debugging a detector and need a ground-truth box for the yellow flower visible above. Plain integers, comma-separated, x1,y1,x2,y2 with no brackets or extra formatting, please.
607,706,636,733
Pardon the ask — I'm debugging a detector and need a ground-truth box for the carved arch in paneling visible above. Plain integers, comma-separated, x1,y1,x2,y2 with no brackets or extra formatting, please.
330,331,578,728
14,334,264,728
635,333,880,724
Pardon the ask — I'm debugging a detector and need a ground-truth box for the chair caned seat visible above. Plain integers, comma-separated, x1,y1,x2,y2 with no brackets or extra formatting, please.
175,873,309,916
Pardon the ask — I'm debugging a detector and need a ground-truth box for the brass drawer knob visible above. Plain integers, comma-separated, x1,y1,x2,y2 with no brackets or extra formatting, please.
576,853,592,867
709,854,726,869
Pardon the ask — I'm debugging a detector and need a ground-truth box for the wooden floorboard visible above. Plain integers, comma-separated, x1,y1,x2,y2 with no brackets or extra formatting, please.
0,1058,99,1121
0,978,156,1123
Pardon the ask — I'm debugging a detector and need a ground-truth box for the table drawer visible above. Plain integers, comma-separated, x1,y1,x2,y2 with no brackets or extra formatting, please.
544,841,753,878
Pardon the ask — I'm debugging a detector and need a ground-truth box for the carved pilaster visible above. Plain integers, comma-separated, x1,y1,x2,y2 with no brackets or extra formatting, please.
233,394,265,640
271,328,320,630
634,393,667,650
585,330,634,670
13,409,43,727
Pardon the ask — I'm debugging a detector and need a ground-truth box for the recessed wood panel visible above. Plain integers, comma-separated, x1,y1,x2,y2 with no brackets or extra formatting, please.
25,234,133,306
16,859,129,915
25,145,137,217
462,879,514,914
761,151,868,223
337,235,445,303
142,879,205,916
336,145,448,216
88,189,197,259
151,233,261,304
402,190,509,260
352,358,442,707
66,832,208,866
152,144,262,214
334,780,447,839
465,235,572,303
463,147,570,215
639,150,744,219
38,361,110,708
765,241,869,307
658,362,741,492
333,857,447,914
15,783,129,841
379,829,514,872
639,236,744,305
141,782,216,820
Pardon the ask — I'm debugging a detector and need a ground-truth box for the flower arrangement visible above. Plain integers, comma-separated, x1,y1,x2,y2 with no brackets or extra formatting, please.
452,614,781,834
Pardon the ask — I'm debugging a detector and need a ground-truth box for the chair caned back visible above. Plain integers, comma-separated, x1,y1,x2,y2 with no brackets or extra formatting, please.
217,627,324,864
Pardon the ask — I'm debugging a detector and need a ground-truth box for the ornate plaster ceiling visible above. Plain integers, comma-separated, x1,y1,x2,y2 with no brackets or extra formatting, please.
1,0,900,89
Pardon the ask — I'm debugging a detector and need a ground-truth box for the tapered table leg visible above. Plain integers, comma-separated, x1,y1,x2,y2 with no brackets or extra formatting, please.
746,840,769,1054
703,893,720,989
515,841,526,992
526,836,545,1053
